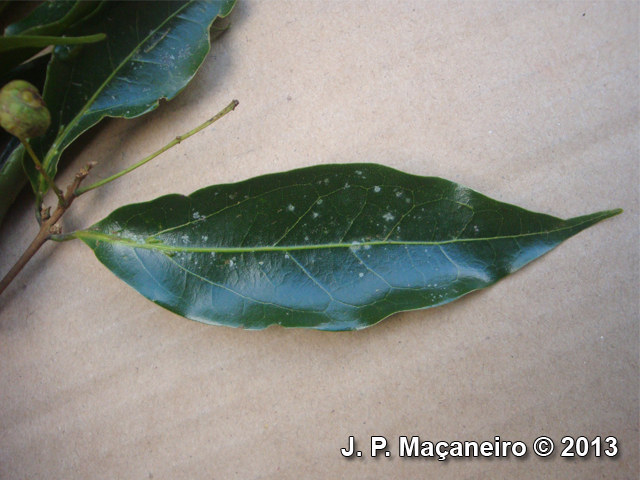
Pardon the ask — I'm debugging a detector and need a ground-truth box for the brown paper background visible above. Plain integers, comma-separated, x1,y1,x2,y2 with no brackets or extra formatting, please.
1,1,638,478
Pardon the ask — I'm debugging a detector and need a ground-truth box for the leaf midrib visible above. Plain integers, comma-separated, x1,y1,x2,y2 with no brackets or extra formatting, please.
74,210,618,253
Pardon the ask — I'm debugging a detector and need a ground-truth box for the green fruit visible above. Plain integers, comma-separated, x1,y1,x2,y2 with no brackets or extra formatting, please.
0,80,50,139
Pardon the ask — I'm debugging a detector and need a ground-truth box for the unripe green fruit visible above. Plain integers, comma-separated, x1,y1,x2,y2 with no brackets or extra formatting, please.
0,80,50,139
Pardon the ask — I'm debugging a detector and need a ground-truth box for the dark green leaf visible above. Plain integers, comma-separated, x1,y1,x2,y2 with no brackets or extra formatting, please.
74,164,621,331
7,0,234,223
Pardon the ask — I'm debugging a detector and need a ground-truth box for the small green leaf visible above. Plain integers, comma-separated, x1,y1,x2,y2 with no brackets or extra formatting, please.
74,164,622,331
23,0,236,205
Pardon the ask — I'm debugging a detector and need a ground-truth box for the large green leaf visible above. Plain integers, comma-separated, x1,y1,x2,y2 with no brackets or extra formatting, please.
73,164,621,331
23,0,236,207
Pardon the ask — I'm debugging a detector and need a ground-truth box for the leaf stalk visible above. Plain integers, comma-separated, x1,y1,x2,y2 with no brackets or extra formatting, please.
75,99,239,196
0,33,107,52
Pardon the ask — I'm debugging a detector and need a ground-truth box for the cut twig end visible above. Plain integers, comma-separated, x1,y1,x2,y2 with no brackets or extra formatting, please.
77,161,97,179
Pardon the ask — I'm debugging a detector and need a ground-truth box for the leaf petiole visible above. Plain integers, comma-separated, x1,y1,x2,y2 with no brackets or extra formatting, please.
0,33,107,53
49,232,77,242
75,99,239,196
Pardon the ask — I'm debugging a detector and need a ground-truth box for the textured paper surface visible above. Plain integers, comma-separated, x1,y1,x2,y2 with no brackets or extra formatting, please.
1,2,638,478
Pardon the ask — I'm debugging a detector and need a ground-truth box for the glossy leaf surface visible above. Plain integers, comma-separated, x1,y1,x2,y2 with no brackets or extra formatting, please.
23,0,235,203
75,164,621,331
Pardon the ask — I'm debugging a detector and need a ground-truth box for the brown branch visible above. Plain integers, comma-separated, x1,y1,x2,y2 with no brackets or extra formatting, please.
0,162,95,296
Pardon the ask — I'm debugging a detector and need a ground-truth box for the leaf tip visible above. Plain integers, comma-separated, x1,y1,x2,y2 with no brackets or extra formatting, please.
599,208,624,220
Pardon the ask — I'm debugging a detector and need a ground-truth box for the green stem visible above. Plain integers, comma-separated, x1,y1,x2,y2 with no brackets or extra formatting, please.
0,33,107,53
20,138,66,206
75,99,239,196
